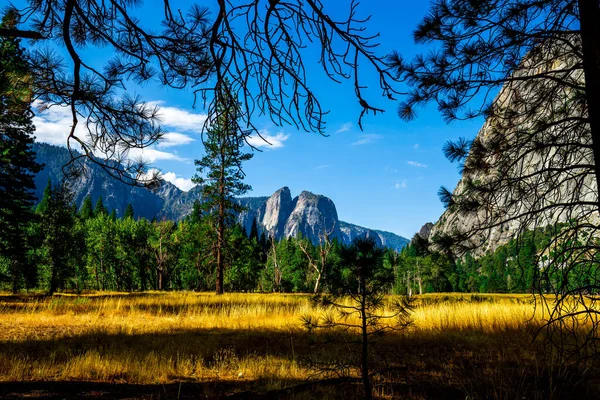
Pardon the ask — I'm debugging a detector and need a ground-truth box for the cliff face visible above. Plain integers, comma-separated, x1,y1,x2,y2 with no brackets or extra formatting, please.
32,143,409,250
283,190,341,243
263,187,296,238
429,39,597,256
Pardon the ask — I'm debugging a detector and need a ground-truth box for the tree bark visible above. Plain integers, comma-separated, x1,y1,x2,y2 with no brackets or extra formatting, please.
578,0,600,213
0,28,42,40
360,279,372,400
216,142,226,295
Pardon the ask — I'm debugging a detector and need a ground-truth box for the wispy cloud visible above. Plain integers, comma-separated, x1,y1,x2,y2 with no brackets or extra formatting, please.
150,101,207,133
351,134,382,146
127,148,188,163
407,161,428,168
394,180,407,189
335,122,353,133
315,164,330,170
247,131,290,149
157,132,196,148
414,144,419,149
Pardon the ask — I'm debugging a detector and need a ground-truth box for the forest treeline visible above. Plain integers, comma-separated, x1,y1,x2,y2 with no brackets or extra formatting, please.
0,179,563,295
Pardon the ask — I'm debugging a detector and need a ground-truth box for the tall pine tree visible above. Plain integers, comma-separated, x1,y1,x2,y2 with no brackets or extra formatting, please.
94,196,107,216
0,10,42,293
80,195,94,219
192,84,252,294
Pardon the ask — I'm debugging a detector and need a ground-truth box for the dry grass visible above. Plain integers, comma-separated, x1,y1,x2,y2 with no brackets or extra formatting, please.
0,292,595,399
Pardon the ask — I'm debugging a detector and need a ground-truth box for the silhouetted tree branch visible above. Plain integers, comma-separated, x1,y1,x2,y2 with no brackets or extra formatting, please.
393,0,600,370
5,0,400,186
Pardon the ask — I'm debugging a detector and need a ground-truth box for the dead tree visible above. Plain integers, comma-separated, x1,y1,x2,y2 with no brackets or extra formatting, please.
299,222,335,293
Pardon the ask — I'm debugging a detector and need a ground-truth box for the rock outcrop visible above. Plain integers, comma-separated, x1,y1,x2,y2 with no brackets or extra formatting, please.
429,38,597,256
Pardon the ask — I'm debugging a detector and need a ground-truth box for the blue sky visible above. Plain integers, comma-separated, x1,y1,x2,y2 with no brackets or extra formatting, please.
24,0,486,239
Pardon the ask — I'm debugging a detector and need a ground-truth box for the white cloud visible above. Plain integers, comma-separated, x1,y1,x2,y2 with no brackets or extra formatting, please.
32,101,191,165
32,103,85,146
414,144,419,149
335,122,353,133
394,180,407,189
315,164,330,170
127,148,188,163
162,172,196,191
158,132,196,148
150,101,207,132
351,134,382,146
407,161,428,168
247,131,290,149
142,169,195,192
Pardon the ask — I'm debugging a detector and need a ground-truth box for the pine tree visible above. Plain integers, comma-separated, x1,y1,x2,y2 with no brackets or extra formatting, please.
249,218,259,242
80,195,94,219
192,84,253,294
124,203,134,219
38,181,76,294
0,10,42,293
94,196,107,216
36,179,52,214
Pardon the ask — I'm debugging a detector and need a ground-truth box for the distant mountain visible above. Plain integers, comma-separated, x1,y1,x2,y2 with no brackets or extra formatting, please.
32,142,409,251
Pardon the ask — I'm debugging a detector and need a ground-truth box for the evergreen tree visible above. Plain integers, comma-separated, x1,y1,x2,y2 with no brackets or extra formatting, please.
124,203,135,219
249,218,259,242
36,179,52,213
109,209,117,221
0,10,42,293
80,195,94,219
304,237,412,400
38,181,76,294
94,196,107,216
192,84,253,294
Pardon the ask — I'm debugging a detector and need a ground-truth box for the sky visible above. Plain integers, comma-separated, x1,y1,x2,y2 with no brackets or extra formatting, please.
21,0,486,239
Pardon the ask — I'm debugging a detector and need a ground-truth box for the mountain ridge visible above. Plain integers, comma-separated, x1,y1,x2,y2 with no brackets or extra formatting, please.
32,142,409,251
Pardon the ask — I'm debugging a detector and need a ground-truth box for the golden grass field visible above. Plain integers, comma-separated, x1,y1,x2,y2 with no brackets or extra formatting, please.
0,292,595,399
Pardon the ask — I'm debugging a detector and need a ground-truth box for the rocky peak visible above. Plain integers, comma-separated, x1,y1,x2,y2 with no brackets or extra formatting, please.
413,222,434,243
284,190,341,243
262,186,295,238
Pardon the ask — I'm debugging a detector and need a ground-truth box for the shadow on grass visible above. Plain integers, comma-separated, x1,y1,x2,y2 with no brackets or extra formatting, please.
0,377,471,400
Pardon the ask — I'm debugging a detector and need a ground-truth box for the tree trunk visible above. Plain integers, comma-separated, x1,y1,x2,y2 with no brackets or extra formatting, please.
416,259,423,295
11,258,18,294
313,271,321,294
578,0,600,213
360,288,372,400
216,184,225,295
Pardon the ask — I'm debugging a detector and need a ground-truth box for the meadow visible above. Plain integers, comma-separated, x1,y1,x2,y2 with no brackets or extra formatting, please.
0,292,595,399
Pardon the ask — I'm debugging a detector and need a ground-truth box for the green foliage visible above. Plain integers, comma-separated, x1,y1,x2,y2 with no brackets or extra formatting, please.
37,181,77,294
80,195,94,219
94,196,107,216
124,203,135,220
0,11,42,292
